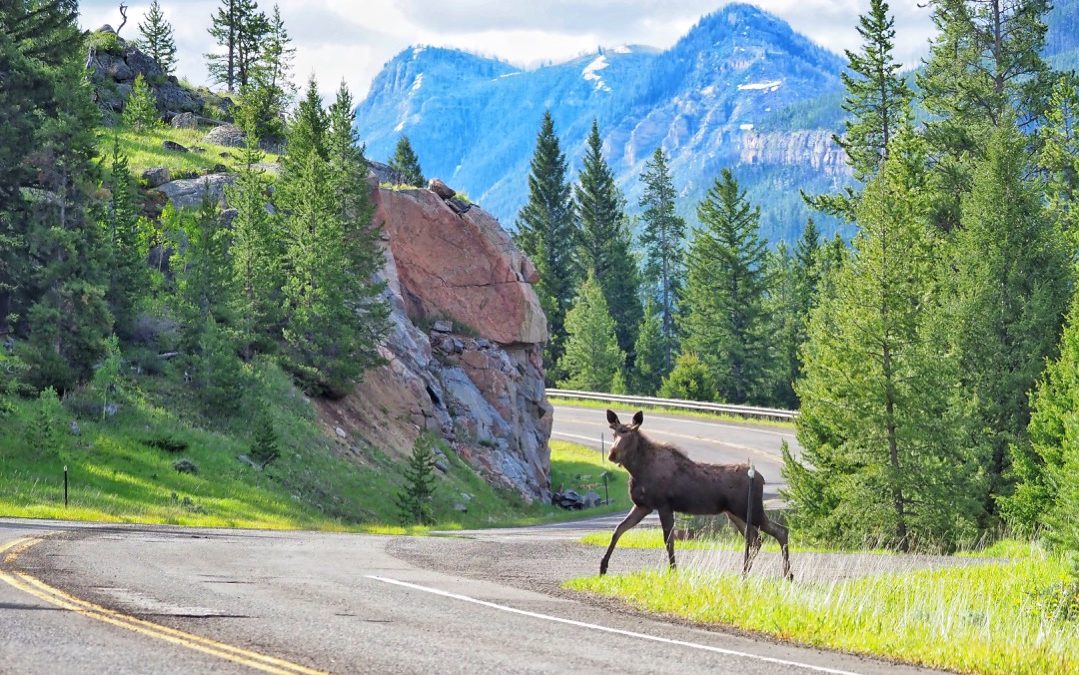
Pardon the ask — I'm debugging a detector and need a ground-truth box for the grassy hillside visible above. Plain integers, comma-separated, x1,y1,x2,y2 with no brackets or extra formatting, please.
98,125,278,183
0,354,623,530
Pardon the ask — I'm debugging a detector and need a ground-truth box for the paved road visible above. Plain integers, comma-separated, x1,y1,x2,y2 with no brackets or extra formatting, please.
551,405,800,501
0,518,953,675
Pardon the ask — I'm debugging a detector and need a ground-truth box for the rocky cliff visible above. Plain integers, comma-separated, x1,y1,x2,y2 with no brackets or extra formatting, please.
322,182,553,502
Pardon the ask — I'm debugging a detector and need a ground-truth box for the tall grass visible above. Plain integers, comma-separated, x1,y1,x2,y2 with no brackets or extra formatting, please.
568,542,1078,674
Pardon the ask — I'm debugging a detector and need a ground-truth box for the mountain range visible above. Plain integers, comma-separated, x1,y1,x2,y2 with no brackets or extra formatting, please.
354,2,1079,244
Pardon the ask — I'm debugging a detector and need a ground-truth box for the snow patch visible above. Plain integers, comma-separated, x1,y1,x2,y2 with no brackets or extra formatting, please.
740,123,755,131
737,79,783,92
411,74,424,92
394,121,405,132
411,46,426,58
582,55,612,92
700,85,716,97
497,72,523,79
612,44,633,54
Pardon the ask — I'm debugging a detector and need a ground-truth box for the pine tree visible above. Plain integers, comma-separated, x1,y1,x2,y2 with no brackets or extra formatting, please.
104,138,146,338
1038,73,1079,243
194,315,244,417
638,147,685,373
514,111,578,381
396,433,438,525
631,301,665,395
766,243,801,408
136,0,177,76
557,273,624,392
249,408,280,468
122,74,159,131
658,352,714,401
235,3,294,142
786,124,985,550
946,115,1071,520
206,0,268,92
573,119,642,361
15,3,114,391
227,132,280,358
681,169,771,404
807,0,911,219
389,136,425,187
278,80,387,397
918,0,1053,230
176,196,232,351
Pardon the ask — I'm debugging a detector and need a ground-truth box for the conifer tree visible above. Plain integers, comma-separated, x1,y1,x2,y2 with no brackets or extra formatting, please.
227,132,280,358
389,136,426,187
1038,73,1079,242
918,0,1053,229
122,74,159,131
278,79,387,396
946,116,1070,519
515,111,578,381
104,139,146,339
631,301,665,395
249,407,280,468
15,3,114,391
206,0,268,92
397,434,438,525
766,243,801,408
137,0,177,76
176,196,232,351
194,315,244,417
658,352,714,401
236,3,294,142
807,0,911,219
786,124,984,550
681,169,770,404
638,147,685,373
557,273,624,392
1006,294,1079,546
573,120,642,361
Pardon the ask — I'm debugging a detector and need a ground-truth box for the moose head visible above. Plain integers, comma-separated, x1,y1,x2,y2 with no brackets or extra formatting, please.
606,409,644,465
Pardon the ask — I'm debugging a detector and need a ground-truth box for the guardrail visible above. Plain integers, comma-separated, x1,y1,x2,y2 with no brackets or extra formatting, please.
545,389,798,422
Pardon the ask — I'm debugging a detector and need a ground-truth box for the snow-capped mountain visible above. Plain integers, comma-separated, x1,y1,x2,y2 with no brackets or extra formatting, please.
354,1,1079,243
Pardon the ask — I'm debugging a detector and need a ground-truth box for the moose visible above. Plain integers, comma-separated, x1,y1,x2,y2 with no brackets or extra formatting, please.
600,410,792,580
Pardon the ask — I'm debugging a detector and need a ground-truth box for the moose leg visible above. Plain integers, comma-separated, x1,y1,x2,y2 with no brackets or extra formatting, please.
658,507,677,571
741,522,762,576
600,505,652,575
760,516,793,581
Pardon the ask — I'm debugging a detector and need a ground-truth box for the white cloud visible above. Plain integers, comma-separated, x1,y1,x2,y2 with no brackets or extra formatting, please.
78,1,937,101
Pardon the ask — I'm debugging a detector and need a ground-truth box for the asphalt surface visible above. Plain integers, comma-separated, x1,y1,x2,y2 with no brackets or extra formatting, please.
551,405,800,502
0,413,953,674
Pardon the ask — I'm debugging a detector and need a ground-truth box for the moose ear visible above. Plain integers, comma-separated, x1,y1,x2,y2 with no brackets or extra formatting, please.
632,410,644,427
606,409,620,425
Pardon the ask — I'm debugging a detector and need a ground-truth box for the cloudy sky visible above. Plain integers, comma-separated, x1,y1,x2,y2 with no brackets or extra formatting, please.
79,1,937,99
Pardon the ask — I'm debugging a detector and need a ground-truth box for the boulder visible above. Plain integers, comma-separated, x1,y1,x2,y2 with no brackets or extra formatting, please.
161,140,188,153
428,178,456,199
375,189,546,345
205,124,246,148
141,167,171,188
154,174,234,210
172,459,198,474
155,82,203,115
171,112,197,129
123,46,163,80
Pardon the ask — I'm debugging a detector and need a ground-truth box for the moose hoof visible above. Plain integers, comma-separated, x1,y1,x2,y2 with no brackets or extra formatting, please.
599,562,608,576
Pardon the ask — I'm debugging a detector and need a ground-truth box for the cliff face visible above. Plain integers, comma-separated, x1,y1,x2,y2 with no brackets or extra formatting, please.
324,183,552,502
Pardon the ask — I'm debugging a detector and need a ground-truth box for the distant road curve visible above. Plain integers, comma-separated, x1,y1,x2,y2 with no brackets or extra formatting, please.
550,404,801,501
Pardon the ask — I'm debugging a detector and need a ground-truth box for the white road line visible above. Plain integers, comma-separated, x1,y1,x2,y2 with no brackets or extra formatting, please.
366,575,865,675
552,431,607,444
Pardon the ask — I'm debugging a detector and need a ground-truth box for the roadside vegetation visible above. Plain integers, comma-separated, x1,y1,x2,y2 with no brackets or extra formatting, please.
569,542,1078,675
547,395,795,430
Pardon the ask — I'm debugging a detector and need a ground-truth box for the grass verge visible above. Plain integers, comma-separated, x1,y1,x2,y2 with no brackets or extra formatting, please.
575,528,887,554
549,396,795,431
0,360,626,531
567,544,1078,675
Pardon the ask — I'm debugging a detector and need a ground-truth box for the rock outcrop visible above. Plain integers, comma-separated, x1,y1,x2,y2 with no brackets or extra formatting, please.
87,27,203,119
330,181,552,502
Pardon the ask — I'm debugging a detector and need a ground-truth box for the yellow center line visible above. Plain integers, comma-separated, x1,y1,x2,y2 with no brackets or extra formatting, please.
0,536,326,675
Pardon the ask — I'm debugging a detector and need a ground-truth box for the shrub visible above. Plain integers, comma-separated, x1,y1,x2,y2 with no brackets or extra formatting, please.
659,352,715,401
25,388,64,456
87,30,123,56
249,411,280,468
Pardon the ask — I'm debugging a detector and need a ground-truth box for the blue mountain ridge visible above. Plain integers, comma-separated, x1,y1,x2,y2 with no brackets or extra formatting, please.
354,1,1078,244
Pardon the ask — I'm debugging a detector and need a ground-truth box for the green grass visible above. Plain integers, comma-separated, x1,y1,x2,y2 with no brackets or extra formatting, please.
98,126,278,182
568,543,1078,674
0,360,628,531
549,396,795,431
576,528,881,554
